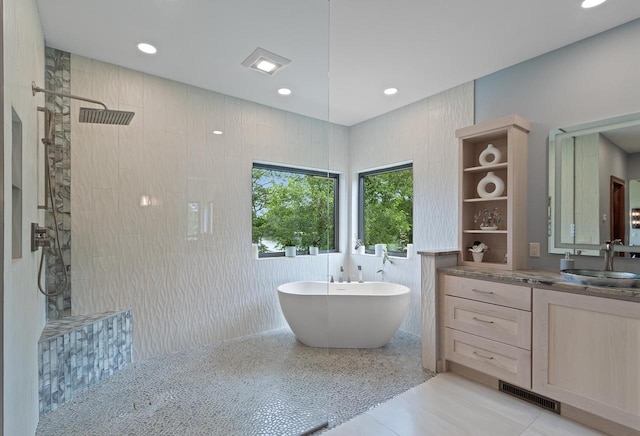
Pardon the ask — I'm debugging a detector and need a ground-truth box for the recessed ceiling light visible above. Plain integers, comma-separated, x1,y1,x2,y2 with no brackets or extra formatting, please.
137,42,157,54
278,88,292,96
581,0,607,8
256,60,277,73
242,47,291,76
212,130,223,135
384,88,398,95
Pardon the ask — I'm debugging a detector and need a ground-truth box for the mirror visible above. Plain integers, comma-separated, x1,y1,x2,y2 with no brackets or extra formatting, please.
549,112,640,256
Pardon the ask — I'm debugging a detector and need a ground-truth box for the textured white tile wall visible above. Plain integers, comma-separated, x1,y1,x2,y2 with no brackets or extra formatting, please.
3,0,46,434
348,83,474,335
70,56,471,358
70,56,349,360
421,253,458,371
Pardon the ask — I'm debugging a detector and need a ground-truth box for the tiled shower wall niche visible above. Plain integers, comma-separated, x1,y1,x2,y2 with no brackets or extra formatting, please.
38,310,133,414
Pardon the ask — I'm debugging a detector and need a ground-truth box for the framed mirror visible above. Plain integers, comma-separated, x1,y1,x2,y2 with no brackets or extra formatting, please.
548,112,640,257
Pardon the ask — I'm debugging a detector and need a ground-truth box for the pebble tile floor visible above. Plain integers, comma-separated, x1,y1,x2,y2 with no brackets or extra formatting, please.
36,328,431,436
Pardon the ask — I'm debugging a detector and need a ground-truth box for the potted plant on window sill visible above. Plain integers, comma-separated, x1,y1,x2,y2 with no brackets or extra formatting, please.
374,243,386,257
284,240,297,258
309,240,319,256
354,239,365,255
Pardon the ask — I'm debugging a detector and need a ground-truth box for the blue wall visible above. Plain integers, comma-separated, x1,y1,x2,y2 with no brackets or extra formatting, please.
475,19,640,271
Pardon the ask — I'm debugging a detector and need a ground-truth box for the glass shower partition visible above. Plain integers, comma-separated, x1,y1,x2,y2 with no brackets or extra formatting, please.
241,0,331,434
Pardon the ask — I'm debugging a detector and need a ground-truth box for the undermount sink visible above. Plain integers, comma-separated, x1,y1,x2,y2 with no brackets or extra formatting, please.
561,269,640,288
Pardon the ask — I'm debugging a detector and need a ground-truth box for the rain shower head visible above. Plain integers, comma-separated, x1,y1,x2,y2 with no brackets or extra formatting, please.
32,82,135,126
79,107,135,125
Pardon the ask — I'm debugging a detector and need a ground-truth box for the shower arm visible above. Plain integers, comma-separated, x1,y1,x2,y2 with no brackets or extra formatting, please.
32,81,108,110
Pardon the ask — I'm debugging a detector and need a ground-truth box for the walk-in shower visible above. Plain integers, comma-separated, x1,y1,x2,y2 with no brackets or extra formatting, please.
31,81,135,297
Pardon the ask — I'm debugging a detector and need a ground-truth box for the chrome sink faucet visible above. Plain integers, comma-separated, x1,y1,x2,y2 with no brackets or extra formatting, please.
603,239,622,271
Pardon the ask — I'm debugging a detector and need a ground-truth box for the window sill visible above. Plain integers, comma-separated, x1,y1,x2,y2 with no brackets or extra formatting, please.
256,252,340,260
351,252,409,260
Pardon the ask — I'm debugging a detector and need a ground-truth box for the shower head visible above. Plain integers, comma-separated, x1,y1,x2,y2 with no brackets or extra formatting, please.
31,82,135,126
79,107,135,125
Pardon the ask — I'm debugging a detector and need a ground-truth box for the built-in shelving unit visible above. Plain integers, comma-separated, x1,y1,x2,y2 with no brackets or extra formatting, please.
456,114,530,270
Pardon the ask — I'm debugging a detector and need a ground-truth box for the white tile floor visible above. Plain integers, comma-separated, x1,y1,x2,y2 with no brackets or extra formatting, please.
325,373,606,436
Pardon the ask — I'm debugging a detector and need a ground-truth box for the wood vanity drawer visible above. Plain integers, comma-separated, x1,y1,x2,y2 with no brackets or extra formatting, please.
445,296,531,349
444,328,531,389
443,275,531,311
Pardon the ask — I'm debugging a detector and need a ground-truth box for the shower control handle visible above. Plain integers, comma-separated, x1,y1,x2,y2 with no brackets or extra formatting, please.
31,223,51,251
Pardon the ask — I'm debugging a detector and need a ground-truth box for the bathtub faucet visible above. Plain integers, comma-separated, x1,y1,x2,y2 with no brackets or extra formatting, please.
328,275,334,283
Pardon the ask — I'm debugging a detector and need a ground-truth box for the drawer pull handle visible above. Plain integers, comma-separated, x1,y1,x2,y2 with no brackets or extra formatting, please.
472,288,494,295
472,317,495,324
473,351,494,360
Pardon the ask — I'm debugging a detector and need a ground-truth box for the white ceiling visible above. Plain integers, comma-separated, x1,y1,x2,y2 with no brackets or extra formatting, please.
603,124,640,154
36,0,640,126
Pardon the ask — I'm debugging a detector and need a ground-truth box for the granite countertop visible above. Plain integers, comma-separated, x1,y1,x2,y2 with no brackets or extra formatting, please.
439,266,640,302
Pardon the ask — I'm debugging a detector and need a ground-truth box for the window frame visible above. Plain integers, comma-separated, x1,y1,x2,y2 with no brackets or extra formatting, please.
358,162,413,257
252,162,340,258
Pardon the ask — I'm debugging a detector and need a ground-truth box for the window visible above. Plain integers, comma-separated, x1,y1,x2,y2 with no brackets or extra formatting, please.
252,163,339,257
359,163,413,256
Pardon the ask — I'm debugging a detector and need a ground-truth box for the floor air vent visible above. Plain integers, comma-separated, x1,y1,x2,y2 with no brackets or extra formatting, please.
499,381,561,414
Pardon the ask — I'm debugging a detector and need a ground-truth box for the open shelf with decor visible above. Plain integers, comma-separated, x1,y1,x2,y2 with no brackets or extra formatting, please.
456,114,530,270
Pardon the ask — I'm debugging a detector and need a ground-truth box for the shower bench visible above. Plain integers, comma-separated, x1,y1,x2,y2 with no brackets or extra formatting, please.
38,309,133,414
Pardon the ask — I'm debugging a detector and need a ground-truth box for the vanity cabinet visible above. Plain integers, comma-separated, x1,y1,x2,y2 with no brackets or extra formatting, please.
532,288,640,432
442,275,532,388
456,115,529,270
437,272,640,433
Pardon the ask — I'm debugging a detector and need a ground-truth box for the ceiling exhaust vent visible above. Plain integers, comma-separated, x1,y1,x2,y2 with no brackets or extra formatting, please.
242,47,291,76
499,381,561,414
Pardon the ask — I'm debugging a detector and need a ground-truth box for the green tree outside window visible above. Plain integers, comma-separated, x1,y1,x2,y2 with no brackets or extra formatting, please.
252,164,338,256
359,164,413,255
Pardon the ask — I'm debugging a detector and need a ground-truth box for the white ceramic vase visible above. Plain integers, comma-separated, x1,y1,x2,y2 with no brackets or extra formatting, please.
309,246,319,256
477,171,505,198
479,143,502,166
374,244,386,257
357,246,365,255
285,246,297,257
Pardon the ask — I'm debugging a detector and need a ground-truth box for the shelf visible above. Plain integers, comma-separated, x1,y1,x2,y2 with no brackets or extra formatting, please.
460,260,510,269
457,115,529,271
463,162,508,173
463,196,507,203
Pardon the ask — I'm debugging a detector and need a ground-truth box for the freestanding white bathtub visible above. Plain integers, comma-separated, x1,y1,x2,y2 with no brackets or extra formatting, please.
277,281,411,348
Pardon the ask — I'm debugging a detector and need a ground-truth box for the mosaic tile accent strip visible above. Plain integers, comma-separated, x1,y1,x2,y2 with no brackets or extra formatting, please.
36,328,430,435
38,309,133,415
44,47,72,320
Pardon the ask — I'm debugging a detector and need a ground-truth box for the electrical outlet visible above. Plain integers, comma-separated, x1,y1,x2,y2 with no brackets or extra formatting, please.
529,242,540,257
